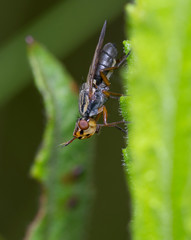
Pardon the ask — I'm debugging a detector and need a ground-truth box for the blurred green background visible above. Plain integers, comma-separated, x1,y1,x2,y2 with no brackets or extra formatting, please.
0,0,131,239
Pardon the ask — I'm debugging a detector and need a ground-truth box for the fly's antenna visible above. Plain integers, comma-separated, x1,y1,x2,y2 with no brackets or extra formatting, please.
59,137,77,147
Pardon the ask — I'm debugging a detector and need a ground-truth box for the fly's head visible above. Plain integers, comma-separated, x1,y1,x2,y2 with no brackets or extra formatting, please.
60,118,97,147
73,118,97,139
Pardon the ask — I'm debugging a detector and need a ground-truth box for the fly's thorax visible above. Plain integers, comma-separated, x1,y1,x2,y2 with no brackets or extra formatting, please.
87,87,109,117
88,86,108,114
79,82,108,117
73,118,97,139
79,83,96,117
79,83,90,116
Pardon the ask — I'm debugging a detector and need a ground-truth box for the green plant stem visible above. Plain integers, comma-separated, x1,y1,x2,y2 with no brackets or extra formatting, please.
121,1,191,239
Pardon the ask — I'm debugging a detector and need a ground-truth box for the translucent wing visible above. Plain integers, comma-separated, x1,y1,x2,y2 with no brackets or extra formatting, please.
87,21,107,98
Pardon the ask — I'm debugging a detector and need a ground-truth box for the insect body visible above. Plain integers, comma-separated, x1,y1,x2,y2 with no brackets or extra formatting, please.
79,42,118,118
61,21,130,147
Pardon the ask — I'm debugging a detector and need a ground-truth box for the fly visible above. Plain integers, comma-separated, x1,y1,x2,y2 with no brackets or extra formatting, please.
61,21,131,147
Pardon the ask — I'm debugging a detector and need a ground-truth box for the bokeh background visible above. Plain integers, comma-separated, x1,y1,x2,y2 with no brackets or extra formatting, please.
0,0,131,239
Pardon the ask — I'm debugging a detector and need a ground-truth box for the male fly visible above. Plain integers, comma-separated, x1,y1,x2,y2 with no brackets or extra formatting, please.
61,21,131,146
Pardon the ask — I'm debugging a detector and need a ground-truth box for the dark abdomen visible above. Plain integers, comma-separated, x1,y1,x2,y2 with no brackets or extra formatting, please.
94,43,118,85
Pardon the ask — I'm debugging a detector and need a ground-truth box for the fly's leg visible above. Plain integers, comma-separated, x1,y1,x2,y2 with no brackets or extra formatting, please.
95,106,107,133
100,66,118,86
96,105,130,133
100,50,131,86
94,106,107,134
102,90,123,99
97,106,129,127
100,70,123,98
98,120,128,127
116,50,131,67
96,123,127,134
97,105,108,125
102,105,108,125
97,120,130,134
114,125,127,134
95,111,102,121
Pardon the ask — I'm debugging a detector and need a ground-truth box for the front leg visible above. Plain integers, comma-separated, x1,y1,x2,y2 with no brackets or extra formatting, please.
97,105,108,125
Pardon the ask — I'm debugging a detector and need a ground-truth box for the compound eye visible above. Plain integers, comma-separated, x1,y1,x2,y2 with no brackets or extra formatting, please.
78,119,89,130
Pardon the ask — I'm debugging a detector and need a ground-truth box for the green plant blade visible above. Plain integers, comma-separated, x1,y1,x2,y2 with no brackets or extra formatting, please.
26,40,94,240
121,1,191,239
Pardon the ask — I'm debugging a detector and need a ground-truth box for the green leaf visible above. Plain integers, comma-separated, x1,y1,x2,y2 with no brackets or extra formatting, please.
122,1,191,239
26,39,94,240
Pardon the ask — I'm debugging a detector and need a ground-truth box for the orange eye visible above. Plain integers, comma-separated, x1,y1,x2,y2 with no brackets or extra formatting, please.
78,120,89,130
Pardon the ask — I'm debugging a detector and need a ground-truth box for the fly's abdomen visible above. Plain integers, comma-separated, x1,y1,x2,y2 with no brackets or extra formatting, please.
95,43,118,85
